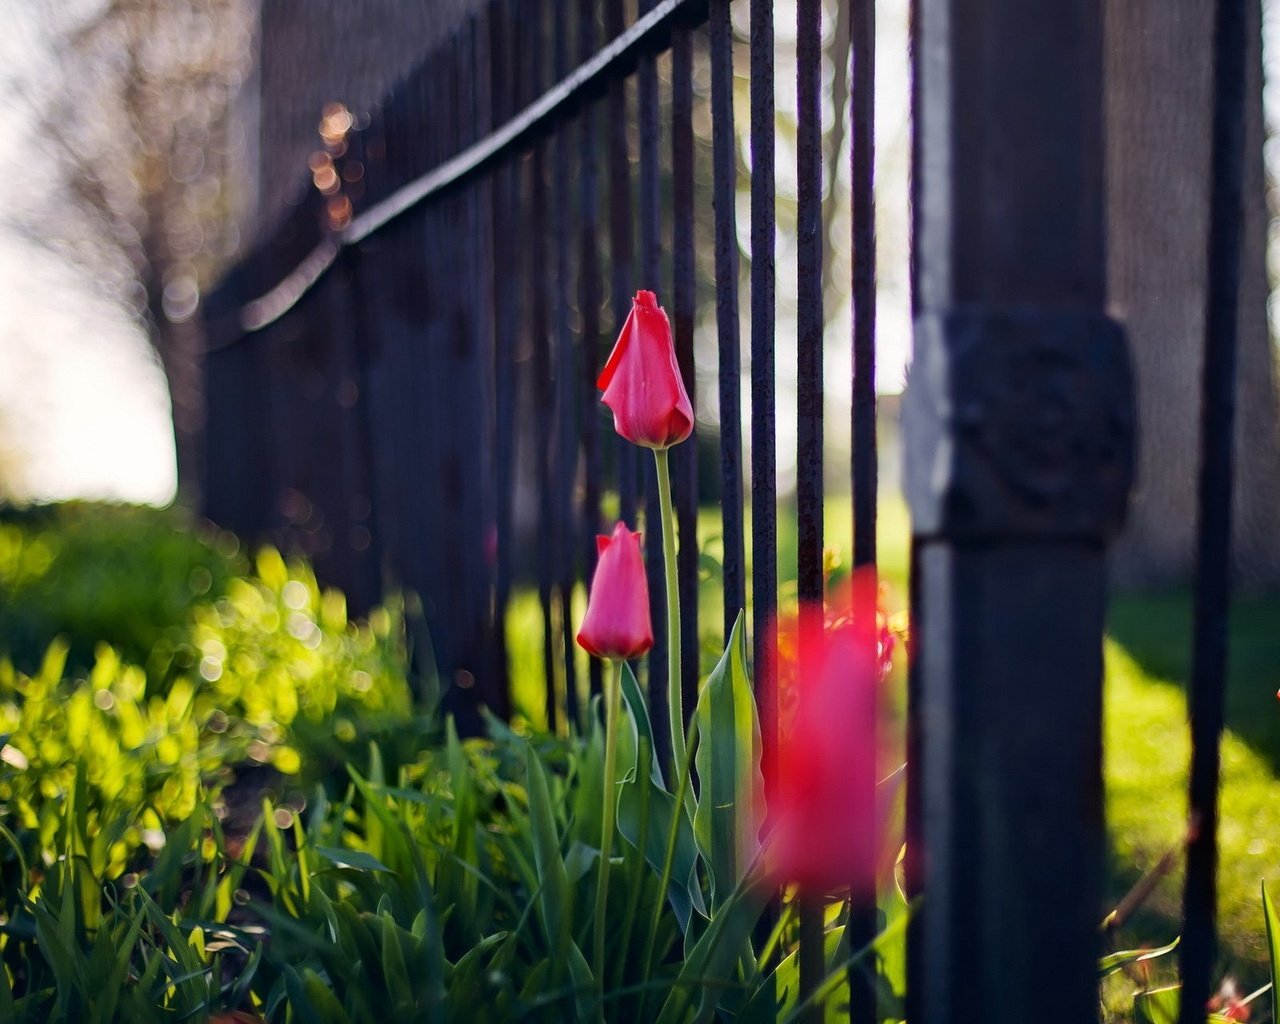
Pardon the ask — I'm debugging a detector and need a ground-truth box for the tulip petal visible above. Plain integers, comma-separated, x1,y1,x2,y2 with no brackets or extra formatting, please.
597,291,694,450
577,522,654,661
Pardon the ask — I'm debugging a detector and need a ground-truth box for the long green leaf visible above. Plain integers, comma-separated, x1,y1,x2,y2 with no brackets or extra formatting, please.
570,701,606,852
616,663,703,930
380,913,413,1012
1098,937,1179,979
524,747,574,962
445,718,481,943
312,846,392,874
1134,986,1180,1024
693,611,765,910
284,964,353,1024
653,874,770,1024
1264,881,1280,1024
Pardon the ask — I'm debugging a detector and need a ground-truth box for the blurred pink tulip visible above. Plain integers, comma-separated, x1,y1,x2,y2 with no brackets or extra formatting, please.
766,570,888,896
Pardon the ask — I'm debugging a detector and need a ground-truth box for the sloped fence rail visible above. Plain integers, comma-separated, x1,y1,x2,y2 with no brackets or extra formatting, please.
201,0,1248,1021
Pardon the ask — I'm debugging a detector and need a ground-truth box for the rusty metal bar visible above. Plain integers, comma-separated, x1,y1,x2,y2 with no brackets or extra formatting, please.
709,0,745,641
490,0,518,705
638,0,669,757
579,0,605,703
553,0,582,727
671,22,699,725
749,0,777,736
1178,0,1247,1016
795,0,825,1010
527,0,559,734
606,0,639,537
847,0,878,1018
748,0,779,969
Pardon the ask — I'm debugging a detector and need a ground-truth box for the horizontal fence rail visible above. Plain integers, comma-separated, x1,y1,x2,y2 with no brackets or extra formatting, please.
208,0,711,341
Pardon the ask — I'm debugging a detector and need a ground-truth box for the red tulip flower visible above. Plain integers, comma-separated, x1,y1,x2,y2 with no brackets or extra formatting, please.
597,290,694,450
766,571,890,896
577,522,654,661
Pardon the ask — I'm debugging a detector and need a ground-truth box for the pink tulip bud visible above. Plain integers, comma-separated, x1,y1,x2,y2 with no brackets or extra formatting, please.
576,522,654,661
597,290,694,450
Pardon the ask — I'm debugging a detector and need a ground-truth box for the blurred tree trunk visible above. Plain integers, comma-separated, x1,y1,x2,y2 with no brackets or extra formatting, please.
12,0,251,510
143,265,207,509
1106,0,1280,587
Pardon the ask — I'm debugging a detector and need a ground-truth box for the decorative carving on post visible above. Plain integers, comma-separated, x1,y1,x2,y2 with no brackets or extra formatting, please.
905,309,1135,541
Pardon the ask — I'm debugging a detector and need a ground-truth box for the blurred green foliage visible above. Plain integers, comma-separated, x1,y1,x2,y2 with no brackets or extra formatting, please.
0,505,415,899
0,503,244,676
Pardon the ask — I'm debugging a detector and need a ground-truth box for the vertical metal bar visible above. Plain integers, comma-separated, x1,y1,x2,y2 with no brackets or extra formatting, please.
468,8,509,721
528,0,559,734
354,110,406,605
671,24,699,722
749,0,777,780
906,0,1130,1020
903,0,924,1016
851,0,877,574
709,0,746,640
401,67,440,706
607,0,638,533
638,0,669,755
491,0,517,708
795,0,825,1012
847,0,878,1020
903,539,924,1024
579,0,606,703
749,0,779,970
795,0,823,611
1178,0,1247,1018
553,0,582,728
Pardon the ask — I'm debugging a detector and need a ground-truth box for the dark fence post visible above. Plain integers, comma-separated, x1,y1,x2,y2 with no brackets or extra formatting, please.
904,1,1134,1022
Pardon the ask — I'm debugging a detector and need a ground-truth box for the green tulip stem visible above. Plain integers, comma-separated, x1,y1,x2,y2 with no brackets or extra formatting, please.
653,446,684,782
594,656,623,1008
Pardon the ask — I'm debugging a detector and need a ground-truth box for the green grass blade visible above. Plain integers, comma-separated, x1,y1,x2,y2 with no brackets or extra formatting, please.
1264,881,1280,1024
692,611,765,911
652,875,770,1024
617,666,702,931
523,747,574,967
1097,936,1179,979
1134,985,1180,1024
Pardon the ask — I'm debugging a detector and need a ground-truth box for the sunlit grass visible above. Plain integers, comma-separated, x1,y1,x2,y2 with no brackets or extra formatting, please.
1105,592,1280,982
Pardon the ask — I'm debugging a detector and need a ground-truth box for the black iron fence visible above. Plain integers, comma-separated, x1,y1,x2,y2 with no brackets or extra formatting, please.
201,0,1248,1020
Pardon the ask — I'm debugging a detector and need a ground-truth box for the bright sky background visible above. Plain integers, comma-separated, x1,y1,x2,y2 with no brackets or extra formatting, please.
0,3,179,505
